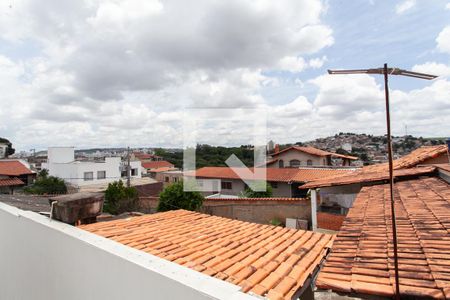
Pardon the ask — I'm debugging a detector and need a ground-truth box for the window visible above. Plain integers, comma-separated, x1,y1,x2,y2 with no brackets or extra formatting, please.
131,168,138,176
165,176,169,182
278,160,284,168
307,159,313,166
270,182,278,188
221,181,232,190
84,172,94,181
289,159,301,168
97,170,106,179
173,177,178,182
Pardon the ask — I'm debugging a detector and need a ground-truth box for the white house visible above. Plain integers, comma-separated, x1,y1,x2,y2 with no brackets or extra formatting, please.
0,143,8,159
42,147,141,187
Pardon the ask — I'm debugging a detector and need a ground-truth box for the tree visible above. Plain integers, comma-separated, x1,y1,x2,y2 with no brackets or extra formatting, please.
24,174,67,195
0,138,15,157
157,181,204,212
104,180,139,215
241,181,273,198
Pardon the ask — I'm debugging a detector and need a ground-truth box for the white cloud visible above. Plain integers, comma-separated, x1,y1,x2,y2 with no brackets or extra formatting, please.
395,0,416,14
412,62,450,77
437,26,450,54
446,3,450,10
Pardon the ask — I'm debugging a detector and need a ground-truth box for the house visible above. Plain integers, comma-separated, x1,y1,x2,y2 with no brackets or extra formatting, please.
0,160,35,194
155,170,184,186
266,146,357,168
300,144,450,230
141,160,177,178
42,147,141,187
80,209,334,299
188,166,356,198
315,175,450,299
132,151,163,161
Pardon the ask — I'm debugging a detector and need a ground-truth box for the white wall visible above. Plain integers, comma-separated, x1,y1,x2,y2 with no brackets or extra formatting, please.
0,203,255,300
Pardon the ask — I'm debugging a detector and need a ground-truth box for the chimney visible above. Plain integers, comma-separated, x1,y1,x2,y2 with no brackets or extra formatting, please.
49,192,104,225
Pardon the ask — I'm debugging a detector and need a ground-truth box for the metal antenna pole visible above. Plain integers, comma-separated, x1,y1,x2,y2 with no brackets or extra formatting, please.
384,63,400,299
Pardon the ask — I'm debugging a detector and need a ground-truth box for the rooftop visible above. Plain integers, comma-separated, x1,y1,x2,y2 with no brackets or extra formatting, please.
190,167,355,183
142,160,174,169
0,160,34,176
80,209,334,299
300,165,436,189
0,177,24,187
271,146,358,160
316,177,450,299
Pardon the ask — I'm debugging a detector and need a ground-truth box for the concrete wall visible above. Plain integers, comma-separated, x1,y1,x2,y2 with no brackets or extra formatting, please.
0,203,255,300
138,197,311,226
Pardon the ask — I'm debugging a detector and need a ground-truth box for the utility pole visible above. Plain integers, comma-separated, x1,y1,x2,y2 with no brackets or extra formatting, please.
127,146,131,187
327,64,436,299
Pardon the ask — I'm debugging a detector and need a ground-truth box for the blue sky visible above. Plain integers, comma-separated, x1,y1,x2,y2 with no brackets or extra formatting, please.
0,0,449,151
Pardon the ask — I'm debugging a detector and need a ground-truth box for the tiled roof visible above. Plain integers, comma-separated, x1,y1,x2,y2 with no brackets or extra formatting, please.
316,177,450,299
271,146,358,160
142,160,174,169
363,145,448,172
0,177,24,187
0,160,34,176
435,164,450,173
80,210,334,299
147,167,176,173
206,197,306,202
191,167,355,183
133,152,162,160
300,166,436,189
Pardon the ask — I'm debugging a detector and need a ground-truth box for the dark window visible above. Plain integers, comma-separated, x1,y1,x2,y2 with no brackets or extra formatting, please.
221,181,232,190
307,159,313,166
270,182,278,188
97,171,106,179
165,176,169,182
289,159,301,167
131,168,138,176
84,172,94,181
278,160,284,168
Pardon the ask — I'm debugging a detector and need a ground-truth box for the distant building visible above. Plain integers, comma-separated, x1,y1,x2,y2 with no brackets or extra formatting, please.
0,143,8,159
42,147,141,187
0,159,35,194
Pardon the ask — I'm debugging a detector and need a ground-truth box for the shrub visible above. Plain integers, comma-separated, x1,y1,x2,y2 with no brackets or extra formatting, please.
157,181,204,212
104,180,139,215
24,175,67,195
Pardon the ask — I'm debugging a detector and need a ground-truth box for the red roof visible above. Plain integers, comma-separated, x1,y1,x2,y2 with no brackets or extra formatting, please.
271,146,358,160
147,167,176,173
0,177,24,187
205,197,306,202
133,152,162,160
0,160,34,176
317,177,450,299
142,161,174,169
80,210,334,299
189,167,355,183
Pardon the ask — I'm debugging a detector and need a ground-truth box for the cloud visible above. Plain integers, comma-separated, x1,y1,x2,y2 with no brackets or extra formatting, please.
412,62,450,77
395,0,416,14
436,26,450,54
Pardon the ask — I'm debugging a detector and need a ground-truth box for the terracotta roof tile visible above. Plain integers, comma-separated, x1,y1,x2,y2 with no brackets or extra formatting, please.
317,177,450,299
271,146,358,160
142,160,174,169
0,160,34,176
80,210,333,299
0,177,24,187
190,167,355,183
300,166,436,189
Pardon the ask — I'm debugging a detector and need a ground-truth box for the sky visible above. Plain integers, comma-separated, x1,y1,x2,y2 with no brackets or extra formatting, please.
0,0,449,151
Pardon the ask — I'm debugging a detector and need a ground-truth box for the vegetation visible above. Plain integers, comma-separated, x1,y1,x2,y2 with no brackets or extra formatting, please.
241,181,273,198
269,218,283,227
154,144,254,169
157,181,204,212
103,180,139,215
0,137,15,157
24,169,67,195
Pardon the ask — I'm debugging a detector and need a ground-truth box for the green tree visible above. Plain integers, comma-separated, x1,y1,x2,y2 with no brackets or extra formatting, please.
24,175,67,195
157,181,204,212
241,181,273,198
104,180,139,215
0,138,15,157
